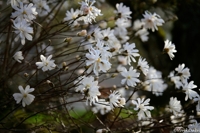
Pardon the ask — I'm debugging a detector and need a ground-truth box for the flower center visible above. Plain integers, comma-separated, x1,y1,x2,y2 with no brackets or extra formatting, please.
96,58,101,63
23,93,27,98
127,76,131,79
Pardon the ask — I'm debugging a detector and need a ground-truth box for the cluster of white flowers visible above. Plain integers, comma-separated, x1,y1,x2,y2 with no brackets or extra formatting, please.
143,67,167,96
133,10,165,42
169,64,199,101
4,0,199,132
63,0,102,25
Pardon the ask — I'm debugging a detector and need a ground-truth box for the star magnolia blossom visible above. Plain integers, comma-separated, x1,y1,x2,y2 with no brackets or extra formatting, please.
36,55,56,72
13,85,35,107
168,71,183,89
163,40,177,60
92,101,111,115
120,42,140,65
79,0,102,24
120,66,140,87
75,76,101,105
132,98,154,120
13,19,33,45
63,8,80,26
169,97,182,116
33,0,50,17
182,81,199,101
137,56,149,76
144,67,167,96
13,51,24,63
108,91,125,110
142,11,164,32
86,47,111,76
115,3,132,19
11,2,38,22
175,64,191,82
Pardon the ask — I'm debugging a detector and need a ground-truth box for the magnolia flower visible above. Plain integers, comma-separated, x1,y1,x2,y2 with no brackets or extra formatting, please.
95,39,112,59
135,28,149,42
75,76,101,105
13,85,35,107
142,11,164,32
175,64,190,82
79,0,102,24
13,51,24,63
13,19,33,45
182,81,199,101
119,42,140,65
63,8,80,26
132,98,154,120
36,55,56,72
11,2,38,22
163,40,177,60
100,28,119,48
33,0,50,17
114,3,132,19
168,71,183,89
169,97,182,116
108,91,125,110
120,66,140,87
137,57,149,76
92,101,111,115
143,67,167,96
86,47,111,76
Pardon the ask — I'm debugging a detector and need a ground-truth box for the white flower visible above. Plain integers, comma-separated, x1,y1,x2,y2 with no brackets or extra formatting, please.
108,91,125,110
13,51,24,63
137,57,149,76
33,0,50,17
175,64,191,82
75,76,101,105
182,81,199,101
13,85,35,107
121,66,140,87
36,55,56,72
79,0,102,24
143,67,167,96
169,97,182,116
132,98,154,120
11,2,38,22
133,19,144,31
100,28,119,49
88,27,103,42
13,19,33,45
163,40,177,60
114,26,129,43
115,18,131,28
142,11,164,32
168,71,183,89
135,28,149,42
95,39,112,59
63,8,80,26
92,100,111,115
119,42,140,65
115,3,132,19
86,47,111,76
